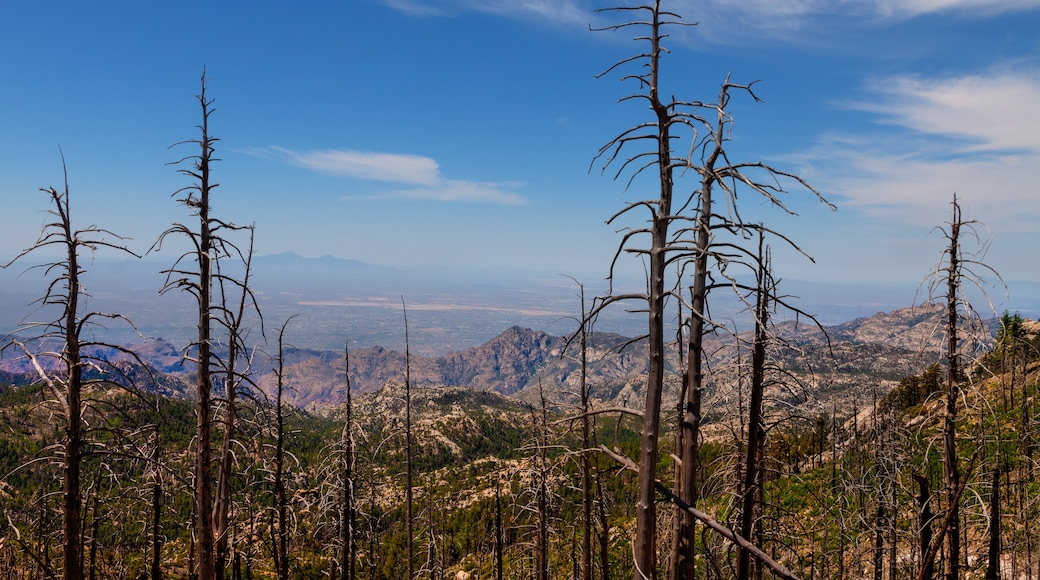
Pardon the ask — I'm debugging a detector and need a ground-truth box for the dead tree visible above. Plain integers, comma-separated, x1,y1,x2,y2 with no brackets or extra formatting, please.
341,342,357,580
2,160,140,580
737,236,772,580
589,4,698,575
402,297,415,580
591,5,831,578
576,283,594,580
560,277,596,580
917,195,999,580
213,226,260,578
153,71,258,580
941,199,964,580
671,75,831,580
270,316,296,580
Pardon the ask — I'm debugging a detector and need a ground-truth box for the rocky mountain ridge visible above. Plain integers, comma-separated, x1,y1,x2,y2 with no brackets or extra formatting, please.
0,303,993,414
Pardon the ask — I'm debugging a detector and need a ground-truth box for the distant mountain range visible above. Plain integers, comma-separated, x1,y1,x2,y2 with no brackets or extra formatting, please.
2,250,1034,391
5,251,1035,354
2,303,982,425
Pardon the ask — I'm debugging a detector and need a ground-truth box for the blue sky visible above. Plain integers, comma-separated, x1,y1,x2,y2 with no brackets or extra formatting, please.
2,0,1039,297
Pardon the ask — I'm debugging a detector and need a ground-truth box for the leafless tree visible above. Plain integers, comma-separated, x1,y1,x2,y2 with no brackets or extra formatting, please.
560,276,597,580
2,159,141,580
737,236,772,580
213,226,260,578
916,194,999,580
152,71,259,580
591,4,830,577
403,297,416,580
589,4,701,575
270,316,297,580
341,342,358,580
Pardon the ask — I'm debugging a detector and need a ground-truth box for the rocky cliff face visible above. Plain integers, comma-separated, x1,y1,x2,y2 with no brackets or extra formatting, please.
3,304,986,415
256,304,961,413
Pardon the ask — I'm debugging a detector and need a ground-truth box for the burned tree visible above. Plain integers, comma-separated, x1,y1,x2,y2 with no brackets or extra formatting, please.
591,4,830,578
917,195,1000,580
2,159,141,580
153,71,259,580
590,4,698,575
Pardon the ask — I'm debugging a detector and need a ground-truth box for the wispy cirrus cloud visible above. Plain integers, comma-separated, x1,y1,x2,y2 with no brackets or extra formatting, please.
795,70,1040,229
383,0,1038,46
688,0,1040,22
382,0,594,27
383,179,527,204
263,146,441,185
245,146,526,205
382,0,447,17
848,73,1040,153
864,0,1040,18
639,0,1040,44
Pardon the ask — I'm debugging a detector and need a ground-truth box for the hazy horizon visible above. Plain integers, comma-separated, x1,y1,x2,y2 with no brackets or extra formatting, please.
3,252,1035,356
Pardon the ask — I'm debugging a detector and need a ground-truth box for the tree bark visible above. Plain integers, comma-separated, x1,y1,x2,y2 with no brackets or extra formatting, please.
942,198,962,580
985,468,1001,580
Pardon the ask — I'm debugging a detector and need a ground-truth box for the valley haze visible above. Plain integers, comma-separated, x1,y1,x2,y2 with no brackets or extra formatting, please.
2,252,1035,356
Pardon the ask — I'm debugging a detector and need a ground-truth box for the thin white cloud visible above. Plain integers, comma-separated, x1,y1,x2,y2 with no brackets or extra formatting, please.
264,146,441,185
693,0,1040,20
849,73,1040,153
382,0,446,17
464,0,592,27
383,0,595,27
364,180,526,205
656,0,1040,43
384,0,1040,42
867,0,1040,18
245,146,526,205
796,70,1040,230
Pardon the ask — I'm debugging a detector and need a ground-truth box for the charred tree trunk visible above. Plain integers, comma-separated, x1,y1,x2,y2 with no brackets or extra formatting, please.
942,199,962,580
915,473,935,580
578,285,593,580
151,423,163,580
495,483,504,580
738,238,770,580
5,170,138,580
272,319,292,580
403,298,415,580
190,74,217,580
985,467,1000,580
341,343,357,580
63,210,84,580
627,5,673,577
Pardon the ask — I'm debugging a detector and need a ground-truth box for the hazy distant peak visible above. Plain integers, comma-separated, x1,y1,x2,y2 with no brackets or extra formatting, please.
255,251,387,269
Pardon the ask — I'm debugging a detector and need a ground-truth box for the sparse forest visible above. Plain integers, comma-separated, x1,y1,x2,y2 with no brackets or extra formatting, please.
2,2,1039,580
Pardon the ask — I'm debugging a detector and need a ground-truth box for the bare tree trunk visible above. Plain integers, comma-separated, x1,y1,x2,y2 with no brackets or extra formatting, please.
595,429,612,580
919,476,935,580
985,467,1000,580
152,71,260,580
403,298,415,580
214,233,255,579
591,3,677,576
6,172,136,580
193,75,217,580
536,387,551,580
495,483,504,580
889,475,897,580
341,343,356,580
942,199,962,580
272,318,293,580
63,218,84,580
86,471,99,580
738,238,770,580
151,423,163,580
579,289,594,580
